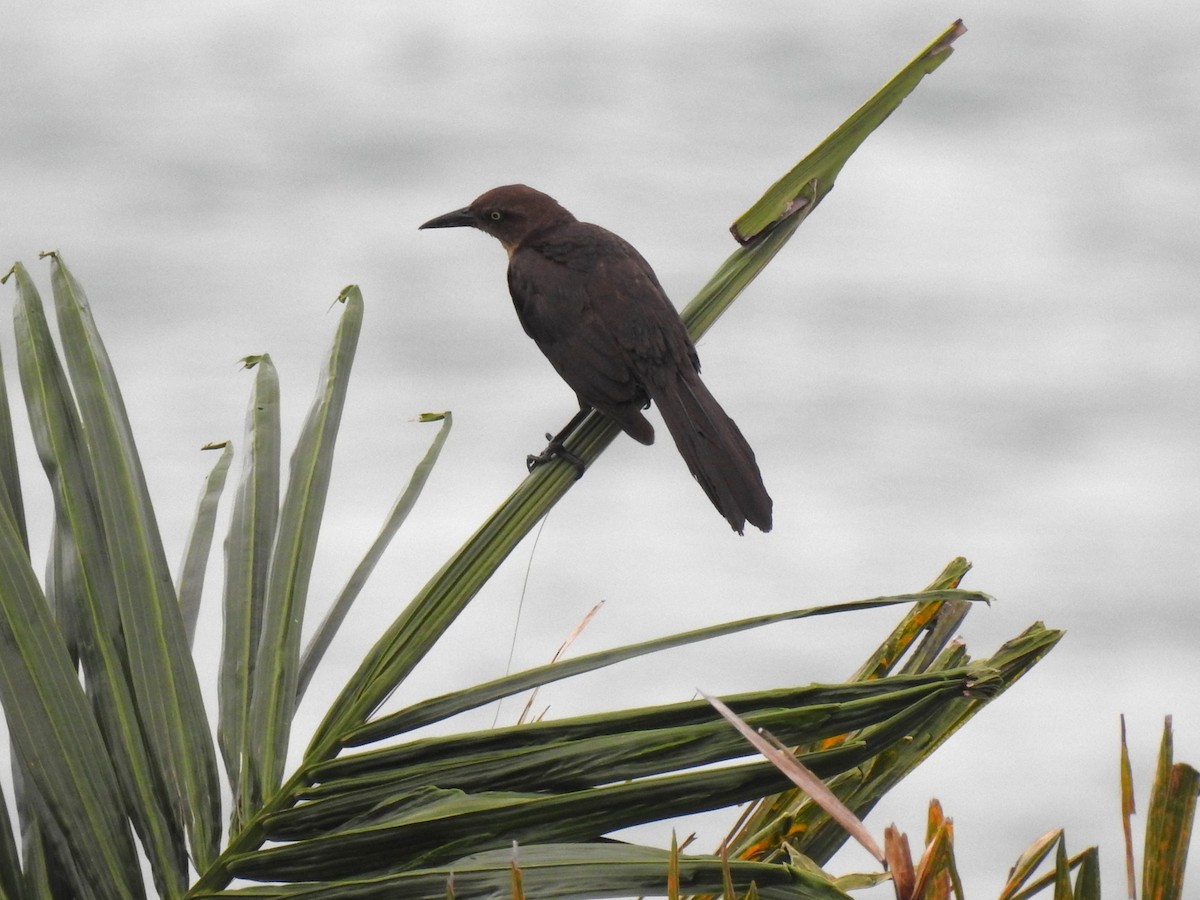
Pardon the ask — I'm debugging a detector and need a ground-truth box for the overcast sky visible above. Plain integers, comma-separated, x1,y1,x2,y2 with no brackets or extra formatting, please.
3,2,1198,892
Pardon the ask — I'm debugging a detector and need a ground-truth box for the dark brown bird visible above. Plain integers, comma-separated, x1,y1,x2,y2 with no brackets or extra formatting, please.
420,184,772,534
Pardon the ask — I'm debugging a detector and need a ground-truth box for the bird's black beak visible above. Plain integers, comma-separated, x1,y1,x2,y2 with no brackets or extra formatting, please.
419,207,476,230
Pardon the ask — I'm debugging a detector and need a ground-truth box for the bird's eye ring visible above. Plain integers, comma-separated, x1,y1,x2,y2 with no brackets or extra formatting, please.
489,211,502,221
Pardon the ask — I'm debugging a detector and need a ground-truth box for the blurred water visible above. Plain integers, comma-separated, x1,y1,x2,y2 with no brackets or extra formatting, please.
2,1,1198,894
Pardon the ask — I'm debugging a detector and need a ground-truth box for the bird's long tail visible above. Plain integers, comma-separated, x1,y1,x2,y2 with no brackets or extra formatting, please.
649,371,773,534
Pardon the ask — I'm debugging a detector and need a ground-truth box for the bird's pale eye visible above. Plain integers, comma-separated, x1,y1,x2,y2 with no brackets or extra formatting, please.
489,211,502,221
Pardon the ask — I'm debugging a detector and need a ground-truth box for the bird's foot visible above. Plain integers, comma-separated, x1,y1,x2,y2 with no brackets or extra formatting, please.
526,433,587,479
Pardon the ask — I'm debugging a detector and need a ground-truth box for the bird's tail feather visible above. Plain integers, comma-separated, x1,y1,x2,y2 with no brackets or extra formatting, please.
650,372,773,534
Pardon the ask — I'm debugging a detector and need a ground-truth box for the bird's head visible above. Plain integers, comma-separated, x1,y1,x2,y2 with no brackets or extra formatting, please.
419,184,575,254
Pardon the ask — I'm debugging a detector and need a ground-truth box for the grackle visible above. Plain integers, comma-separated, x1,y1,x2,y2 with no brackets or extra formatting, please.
420,184,772,534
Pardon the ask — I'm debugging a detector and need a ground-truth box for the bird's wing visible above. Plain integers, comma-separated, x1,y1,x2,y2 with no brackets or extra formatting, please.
584,240,700,384
508,228,648,410
518,222,696,372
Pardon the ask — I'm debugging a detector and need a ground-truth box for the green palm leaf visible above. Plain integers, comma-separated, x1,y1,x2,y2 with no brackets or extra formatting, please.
178,442,235,648
0,345,144,897
296,411,453,706
11,260,186,895
195,844,851,900
221,355,281,827
244,289,362,809
48,254,222,872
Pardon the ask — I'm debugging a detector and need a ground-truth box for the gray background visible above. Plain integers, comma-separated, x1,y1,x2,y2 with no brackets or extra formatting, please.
3,1,1198,893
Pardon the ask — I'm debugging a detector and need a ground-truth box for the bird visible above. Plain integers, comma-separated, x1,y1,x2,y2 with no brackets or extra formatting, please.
420,184,772,534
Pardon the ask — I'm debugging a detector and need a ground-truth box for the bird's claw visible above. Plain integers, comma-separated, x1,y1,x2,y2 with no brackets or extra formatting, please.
526,440,587,479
